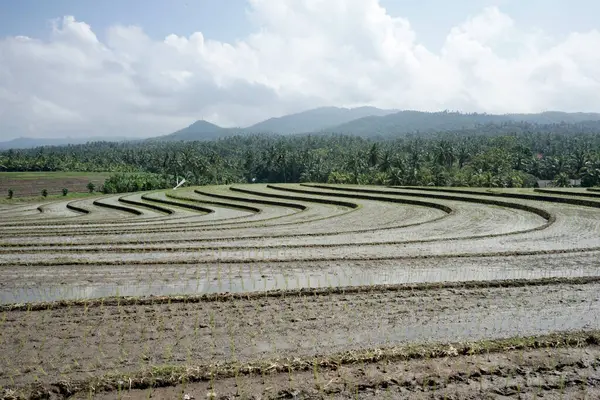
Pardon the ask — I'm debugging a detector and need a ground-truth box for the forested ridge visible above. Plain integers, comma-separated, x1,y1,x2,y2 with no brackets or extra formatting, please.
1,121,600,192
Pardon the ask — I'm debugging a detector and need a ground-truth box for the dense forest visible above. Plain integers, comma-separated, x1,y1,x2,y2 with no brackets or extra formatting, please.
1,122,600,192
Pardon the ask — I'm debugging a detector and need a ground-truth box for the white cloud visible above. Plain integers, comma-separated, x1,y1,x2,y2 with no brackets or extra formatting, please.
1,0,600,139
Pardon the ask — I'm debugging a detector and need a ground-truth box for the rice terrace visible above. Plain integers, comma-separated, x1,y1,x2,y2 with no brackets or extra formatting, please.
2,181,600,399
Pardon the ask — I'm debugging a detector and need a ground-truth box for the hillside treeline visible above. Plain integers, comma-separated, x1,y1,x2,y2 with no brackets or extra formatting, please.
1,123,600,190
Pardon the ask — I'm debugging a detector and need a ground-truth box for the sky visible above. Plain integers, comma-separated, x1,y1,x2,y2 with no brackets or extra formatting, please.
0,0,599,140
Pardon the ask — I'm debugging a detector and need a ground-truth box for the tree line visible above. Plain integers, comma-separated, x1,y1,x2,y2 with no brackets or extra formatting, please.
1,123,600,191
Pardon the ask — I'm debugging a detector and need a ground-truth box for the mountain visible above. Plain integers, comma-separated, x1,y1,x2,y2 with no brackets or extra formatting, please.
4,109,600,150
324,110,600,137
154,120,235,142
160,109,600,143
0,120,231,149
156,106,396,141
508,111,600,124
324,111,507,136
244,106,397,134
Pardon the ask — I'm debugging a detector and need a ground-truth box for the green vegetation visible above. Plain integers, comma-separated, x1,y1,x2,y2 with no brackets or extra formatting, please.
41,188,48,197
553,172,571,187
7,188,13,199
101,172,171,194
62,188,68,196
2,122,600,189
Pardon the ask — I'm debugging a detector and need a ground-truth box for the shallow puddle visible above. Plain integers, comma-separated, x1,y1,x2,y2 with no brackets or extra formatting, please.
3,258,600,304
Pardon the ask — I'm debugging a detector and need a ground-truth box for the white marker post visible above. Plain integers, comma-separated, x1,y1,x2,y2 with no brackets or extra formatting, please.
173,178,186,190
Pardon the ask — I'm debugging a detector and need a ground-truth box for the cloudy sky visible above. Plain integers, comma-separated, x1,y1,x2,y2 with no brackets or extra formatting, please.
1,0,599,140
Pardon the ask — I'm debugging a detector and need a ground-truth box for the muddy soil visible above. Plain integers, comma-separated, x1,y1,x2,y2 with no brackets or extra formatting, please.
2,251,600,304
0,175,108,198
3,184,600,399
1,281,599,391
84,345,600,400
0,198,540,251
3,184,600,266
0,187,352,235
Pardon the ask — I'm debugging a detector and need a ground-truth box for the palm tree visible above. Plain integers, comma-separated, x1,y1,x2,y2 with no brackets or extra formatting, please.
368,143,380,167
433,140,455,168
553,172,571,187
581,158,600,187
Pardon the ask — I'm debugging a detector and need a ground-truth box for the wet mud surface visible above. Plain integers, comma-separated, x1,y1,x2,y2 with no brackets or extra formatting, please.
2,282,599,390
86,346,600,400
2,184,600,398
2,251,600,304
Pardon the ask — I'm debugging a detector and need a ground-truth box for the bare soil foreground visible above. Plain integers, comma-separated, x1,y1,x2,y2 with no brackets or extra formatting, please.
1,184,600,399
89,344,600,400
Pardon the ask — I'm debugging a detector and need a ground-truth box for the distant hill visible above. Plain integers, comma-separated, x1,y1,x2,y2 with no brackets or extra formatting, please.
159,109,600,142
155,106,397,141
324,110,600,136
508,111,600,124
4,109,600,150
154,120,239,142
0,136,134,150
244,106,397,134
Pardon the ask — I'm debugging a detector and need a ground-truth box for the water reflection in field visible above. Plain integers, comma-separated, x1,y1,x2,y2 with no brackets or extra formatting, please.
3,259,600,304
